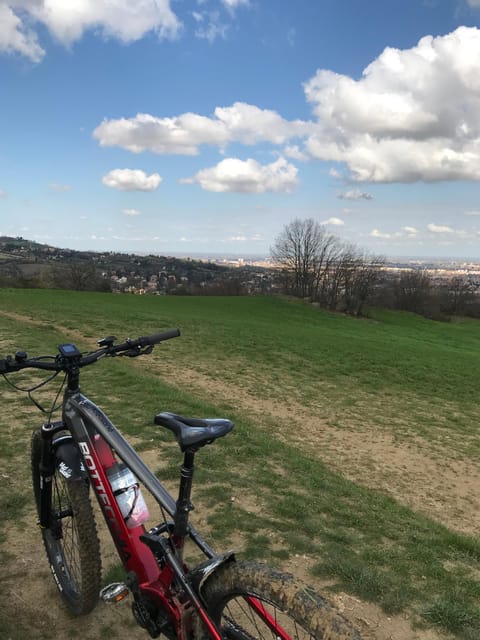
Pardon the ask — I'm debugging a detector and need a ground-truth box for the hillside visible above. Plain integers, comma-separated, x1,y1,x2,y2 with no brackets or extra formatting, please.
0,235,275,294
1,290,479,639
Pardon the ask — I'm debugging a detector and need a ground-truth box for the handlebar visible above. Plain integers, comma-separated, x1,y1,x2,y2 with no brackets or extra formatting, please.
0,328,181,375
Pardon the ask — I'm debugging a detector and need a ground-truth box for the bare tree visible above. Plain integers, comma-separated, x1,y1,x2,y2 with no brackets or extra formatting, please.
319,244,384,314
0,262,42,288
270,218,337,299
271,219,384,316
49,262,111,292
439,276,476,316
341,247,385,316
312,234,342,303
393,269,432,315
320,244,347,310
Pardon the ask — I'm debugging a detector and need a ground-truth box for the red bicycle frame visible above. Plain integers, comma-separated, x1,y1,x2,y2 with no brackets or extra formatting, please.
61,390,225,639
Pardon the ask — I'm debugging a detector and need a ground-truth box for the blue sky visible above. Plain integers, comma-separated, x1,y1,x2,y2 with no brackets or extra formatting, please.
2,0,480,258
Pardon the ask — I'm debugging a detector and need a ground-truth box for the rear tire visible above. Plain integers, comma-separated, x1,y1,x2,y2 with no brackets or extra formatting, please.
31,429,101,615
202,561,362,640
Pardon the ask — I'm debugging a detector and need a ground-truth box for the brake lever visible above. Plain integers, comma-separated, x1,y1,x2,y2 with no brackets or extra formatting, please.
119,345,154,358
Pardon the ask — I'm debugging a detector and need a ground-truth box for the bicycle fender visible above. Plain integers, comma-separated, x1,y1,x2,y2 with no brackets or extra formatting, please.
190,551,236,599
54,436,87,481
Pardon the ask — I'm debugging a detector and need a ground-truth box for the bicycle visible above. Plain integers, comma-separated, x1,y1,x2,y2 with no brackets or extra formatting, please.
0,329,362,640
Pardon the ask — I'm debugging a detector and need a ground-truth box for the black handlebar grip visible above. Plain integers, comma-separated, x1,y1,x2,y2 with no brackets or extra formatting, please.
143,328,181,345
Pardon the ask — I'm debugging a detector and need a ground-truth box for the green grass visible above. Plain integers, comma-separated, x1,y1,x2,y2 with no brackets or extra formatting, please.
1,289,480,638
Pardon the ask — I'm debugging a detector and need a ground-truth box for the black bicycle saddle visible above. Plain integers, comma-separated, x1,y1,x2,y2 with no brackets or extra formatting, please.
154,412,234,451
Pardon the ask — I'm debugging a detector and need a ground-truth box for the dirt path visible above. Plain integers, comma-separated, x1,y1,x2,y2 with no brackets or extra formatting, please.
160,364,480,539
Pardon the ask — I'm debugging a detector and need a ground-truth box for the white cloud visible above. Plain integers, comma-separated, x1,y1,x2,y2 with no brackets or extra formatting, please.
304,26,480,182
193,0,249,42
94,112,227,155
426,223,471,238
337,189,373,200
329,168,343,179
427,223,454,233
322,217,344,226
370,227,412,240
283,145,309,161
49,182,71,192
93,102,311,155
214,103,310,144
122,208,141,216
465,210,480,216
467,0,480,7
370,224,473,242
194,11,228,42
102,169,162,191
0,1,181,61
221,0,250,11
0,188,7,197
370,229,393,239
0,3,45,62
181,156,298,193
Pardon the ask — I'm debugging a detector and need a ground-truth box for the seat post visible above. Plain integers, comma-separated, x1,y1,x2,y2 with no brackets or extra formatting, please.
173,449,196,541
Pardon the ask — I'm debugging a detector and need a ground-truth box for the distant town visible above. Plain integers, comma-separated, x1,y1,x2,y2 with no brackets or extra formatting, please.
175,252,480,288
188,252,480,273
1,236,480,297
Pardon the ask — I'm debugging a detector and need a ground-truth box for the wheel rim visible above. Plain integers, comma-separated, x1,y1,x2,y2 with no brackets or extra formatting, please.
45,474,82,598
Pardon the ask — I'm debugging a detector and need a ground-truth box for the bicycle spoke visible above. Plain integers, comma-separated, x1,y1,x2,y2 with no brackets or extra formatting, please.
220,597,315,640
50,475,82,592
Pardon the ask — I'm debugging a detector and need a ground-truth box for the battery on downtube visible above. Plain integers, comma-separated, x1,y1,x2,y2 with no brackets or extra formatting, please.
84,434,159,583
92,433,116,469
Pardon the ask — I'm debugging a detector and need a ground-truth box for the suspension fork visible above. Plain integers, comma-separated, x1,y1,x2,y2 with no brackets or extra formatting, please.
37,421,66,528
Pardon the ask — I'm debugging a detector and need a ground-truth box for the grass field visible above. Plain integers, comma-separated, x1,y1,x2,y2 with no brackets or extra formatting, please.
1,288,480,639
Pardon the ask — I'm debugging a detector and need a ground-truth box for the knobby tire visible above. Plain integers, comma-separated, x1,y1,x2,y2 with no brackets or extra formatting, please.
31,429,101,615
202,561,363,640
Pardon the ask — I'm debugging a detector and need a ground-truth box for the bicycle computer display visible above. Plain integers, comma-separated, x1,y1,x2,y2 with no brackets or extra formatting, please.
58,343,81,358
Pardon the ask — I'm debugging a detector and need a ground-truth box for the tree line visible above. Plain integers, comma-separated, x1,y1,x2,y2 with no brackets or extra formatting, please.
271,218,480,320
376,268,479,319
0,262,110,292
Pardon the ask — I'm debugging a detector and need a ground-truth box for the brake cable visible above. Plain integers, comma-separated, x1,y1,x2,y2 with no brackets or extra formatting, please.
45,372,67,419
1,357,66,416
1,368,60,394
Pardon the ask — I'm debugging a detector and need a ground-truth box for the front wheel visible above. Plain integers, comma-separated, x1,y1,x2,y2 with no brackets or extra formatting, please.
202,561,362,640
31,429,102,615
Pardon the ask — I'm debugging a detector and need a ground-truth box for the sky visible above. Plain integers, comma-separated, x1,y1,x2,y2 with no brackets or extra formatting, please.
2,1,480,259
